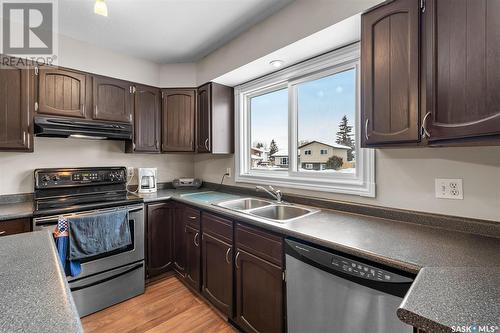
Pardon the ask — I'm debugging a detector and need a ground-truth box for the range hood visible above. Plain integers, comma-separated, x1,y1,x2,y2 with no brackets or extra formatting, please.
34,116,132,140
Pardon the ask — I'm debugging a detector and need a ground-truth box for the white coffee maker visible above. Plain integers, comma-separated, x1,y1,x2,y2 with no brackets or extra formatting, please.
138,168,157,193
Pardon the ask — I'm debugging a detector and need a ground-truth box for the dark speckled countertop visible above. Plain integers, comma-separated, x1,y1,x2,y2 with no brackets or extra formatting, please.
138,189,500,333
0,201,34,221
0,231,83,333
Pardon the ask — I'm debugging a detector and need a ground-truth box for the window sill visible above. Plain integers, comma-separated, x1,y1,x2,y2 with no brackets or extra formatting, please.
235,171,375,197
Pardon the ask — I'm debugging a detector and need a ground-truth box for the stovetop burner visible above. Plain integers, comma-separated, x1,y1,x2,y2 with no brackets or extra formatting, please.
33,167,143,216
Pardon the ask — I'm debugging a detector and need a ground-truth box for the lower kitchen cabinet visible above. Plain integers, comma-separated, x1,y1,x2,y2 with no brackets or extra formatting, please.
235,249,284,333
0,218,31,237
235,223,284,333
146,202,174,278
185,223,201,291
201,213,233,317
172,204,186,276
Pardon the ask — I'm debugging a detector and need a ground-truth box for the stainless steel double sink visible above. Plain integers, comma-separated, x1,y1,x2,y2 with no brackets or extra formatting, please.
213,198,318,223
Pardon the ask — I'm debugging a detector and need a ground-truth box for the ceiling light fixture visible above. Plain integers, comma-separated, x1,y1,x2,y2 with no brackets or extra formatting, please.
94,0,108,17
270,60,285,68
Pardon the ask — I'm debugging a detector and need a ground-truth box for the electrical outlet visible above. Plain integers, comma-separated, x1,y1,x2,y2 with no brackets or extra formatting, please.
435,178,463,200
127,167,135,178
225,168,231,178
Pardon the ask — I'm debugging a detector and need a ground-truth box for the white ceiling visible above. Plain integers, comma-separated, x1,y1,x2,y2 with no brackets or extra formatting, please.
58,0,294,64
214,14,361,86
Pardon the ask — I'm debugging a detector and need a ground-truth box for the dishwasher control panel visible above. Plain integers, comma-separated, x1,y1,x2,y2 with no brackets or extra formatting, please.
286,238,413,284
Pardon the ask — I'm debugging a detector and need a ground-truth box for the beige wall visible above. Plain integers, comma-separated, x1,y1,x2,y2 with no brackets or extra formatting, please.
194,147,500,223
0,138,194,195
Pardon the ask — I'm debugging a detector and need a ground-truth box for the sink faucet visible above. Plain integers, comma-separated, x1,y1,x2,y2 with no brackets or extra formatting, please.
256,185,283,203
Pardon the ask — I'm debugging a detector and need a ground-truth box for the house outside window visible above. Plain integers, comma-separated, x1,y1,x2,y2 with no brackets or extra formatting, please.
235,43,375,197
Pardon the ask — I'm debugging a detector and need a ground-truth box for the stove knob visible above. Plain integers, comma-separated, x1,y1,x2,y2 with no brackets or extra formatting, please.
52,175,60,182
41,175,50,182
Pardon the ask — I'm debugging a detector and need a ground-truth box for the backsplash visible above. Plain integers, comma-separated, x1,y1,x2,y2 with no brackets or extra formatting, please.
0,137,195,195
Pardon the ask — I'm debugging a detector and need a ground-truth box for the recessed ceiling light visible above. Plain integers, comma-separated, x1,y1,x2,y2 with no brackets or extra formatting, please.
94,0,108,17
270,60,285,68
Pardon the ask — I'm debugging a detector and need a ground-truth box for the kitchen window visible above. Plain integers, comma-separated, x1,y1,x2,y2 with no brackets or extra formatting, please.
235,43,375,197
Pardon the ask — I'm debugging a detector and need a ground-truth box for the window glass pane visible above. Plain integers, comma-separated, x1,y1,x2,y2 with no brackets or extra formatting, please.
297,68,356,174
250,88,288,170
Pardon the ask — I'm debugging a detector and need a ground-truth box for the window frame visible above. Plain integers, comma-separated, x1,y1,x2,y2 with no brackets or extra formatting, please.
234,43,375,197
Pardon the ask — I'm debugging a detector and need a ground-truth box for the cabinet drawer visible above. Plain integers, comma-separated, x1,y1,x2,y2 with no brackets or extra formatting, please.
235,223,282,267
0,218,31,237
202,213,232,243
183,206,200,229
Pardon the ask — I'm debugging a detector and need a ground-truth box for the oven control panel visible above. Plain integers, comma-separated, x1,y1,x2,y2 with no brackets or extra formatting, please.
35,168,126,189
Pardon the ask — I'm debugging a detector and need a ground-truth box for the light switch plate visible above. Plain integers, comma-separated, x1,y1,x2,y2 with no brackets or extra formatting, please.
435,178,463,200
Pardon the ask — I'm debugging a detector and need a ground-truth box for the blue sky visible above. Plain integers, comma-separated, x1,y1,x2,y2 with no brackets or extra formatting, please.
251,69,356,151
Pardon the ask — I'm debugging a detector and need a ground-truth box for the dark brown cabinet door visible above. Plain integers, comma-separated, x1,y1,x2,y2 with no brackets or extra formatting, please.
196,83,211,153
185,224,201,291
146,202,174,278
162,89,195,152
425,0,500,142
37,68,88,118
361,0,420,146
0,218,31,236
0,61,32,151
132,85,161,153
202,232,233,317
235,249,283,333
92,76,133,123
173,205,186,276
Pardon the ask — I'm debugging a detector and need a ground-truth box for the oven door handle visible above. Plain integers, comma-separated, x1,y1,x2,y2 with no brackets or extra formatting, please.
69,262,144,292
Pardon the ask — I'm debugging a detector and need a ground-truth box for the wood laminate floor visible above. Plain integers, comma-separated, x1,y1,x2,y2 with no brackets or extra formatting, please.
81,274,237,333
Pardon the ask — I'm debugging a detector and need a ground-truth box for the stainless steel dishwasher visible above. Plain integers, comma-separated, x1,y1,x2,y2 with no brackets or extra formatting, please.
285,238,415,333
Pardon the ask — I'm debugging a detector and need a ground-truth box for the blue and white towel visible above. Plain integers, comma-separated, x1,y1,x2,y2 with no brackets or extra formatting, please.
54,217,81,277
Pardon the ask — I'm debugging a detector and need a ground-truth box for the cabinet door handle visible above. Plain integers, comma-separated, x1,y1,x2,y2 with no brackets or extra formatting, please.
0,231,6,235
421,112,431,138
194,232,199,247
188,216,197,220
225,247,232,264
364,118,369,141
204,138,209,151
235,251,241,269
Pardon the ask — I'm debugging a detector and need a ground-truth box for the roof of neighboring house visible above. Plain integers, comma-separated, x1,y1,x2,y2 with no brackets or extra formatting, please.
251,146,269,153
271,149,288,157
251,154,263,160
298,140,351,150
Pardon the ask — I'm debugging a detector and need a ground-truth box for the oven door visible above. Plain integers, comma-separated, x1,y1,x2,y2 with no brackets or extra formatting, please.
33,204,144,280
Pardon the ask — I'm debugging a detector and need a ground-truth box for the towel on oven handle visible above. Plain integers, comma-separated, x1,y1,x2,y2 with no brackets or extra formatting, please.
54,217,82,277
68,209,132,260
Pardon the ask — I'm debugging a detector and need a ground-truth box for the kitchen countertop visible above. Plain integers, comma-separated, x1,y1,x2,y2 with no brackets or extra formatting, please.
138,189,500,333
0,201,34,221
0,231,83,333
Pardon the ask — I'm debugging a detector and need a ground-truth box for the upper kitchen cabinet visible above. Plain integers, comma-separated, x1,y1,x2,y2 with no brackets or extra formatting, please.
36,67,90,119
196,82,234,154
0,60,33,152
126,85,161,153
424,0,500,143
162,89,196,152
92,76,133,123
361,0,421,147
